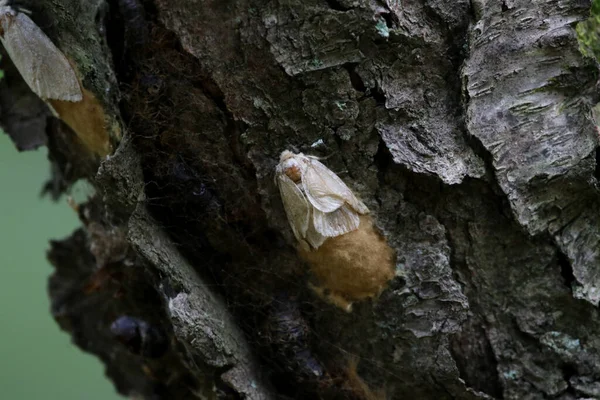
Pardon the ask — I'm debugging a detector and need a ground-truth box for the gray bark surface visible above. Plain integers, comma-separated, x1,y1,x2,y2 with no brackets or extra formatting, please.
1,0,600,399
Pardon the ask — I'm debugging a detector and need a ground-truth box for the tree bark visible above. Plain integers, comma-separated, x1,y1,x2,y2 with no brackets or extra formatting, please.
2,0,600,399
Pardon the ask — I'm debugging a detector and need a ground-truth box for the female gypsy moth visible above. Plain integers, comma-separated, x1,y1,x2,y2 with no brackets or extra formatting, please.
275,150,369,249
0,1,82,101
277,150,395,312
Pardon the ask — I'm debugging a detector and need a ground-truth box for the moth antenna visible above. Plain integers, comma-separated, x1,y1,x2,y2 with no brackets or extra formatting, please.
306,151,335,161
12,2,31,14
280,145,302,156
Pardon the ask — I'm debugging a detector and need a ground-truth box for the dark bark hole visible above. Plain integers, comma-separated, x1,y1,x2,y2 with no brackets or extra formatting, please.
343,63,366,93
380,12,396,29
501,1,509,12
371,85,387,106
343,64,386,105
449,321,504,399
104,0,126,77
561,364,577,394
323,0,350,12
374,138,393,189
557,250,576,290
104,0,151,82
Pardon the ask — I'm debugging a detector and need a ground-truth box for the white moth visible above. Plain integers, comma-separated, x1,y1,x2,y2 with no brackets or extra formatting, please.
0,1,82,101
275,150,369,249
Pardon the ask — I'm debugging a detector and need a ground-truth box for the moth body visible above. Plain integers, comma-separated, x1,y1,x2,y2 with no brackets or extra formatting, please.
275,150,369,249
0,1,82,102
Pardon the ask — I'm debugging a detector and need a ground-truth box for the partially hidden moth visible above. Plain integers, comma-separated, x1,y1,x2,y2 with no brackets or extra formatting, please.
0,1,82,101
275,150,369,249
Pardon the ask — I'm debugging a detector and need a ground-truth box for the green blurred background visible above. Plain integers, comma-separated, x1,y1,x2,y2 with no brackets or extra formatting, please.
0,133,122,399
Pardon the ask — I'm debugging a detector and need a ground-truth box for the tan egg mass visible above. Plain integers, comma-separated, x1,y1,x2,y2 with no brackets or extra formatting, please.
298,215,396,312
49,88,114,157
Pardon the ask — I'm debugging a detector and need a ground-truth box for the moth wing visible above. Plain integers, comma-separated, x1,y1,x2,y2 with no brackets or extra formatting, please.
277,173,310,243
312,205,360,238
302,159,369,214
305,209,327,249
1,13,82,101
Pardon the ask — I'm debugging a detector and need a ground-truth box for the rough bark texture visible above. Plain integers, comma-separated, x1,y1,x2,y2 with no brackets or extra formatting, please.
1,0,600,399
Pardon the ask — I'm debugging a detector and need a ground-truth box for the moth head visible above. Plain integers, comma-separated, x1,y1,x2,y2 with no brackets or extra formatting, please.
0,4,16,34
0,0,17,15
279,150,295,163
279,150,303,183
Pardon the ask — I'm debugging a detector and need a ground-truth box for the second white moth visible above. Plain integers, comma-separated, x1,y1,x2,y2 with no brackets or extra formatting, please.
275,150,369,249
0,1,82,102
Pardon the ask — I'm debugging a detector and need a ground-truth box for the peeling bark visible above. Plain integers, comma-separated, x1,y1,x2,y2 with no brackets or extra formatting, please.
1,0,600,399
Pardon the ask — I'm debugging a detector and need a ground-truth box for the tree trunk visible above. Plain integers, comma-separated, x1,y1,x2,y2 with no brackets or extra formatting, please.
2,0,599,399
